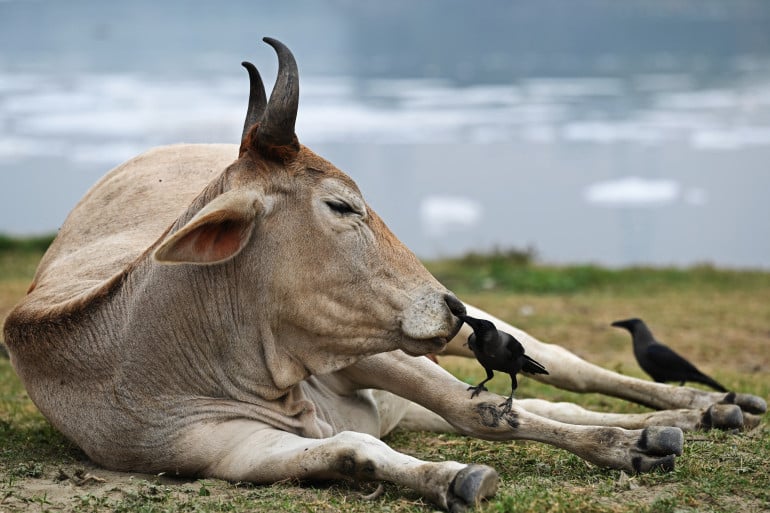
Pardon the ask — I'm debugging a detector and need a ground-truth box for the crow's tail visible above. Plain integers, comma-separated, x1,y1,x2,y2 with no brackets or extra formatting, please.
694,372,727,393
522,354,549,375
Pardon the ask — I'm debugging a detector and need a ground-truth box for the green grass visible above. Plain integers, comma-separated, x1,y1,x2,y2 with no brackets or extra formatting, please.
0,234,53,282
0,234,55,254
426,247,770,295
1,236,769,512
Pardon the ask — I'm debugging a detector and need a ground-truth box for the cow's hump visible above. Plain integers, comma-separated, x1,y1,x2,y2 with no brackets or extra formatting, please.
17,143,238,319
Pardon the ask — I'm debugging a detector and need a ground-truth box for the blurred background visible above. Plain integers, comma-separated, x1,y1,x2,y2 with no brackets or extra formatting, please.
1,0,769,268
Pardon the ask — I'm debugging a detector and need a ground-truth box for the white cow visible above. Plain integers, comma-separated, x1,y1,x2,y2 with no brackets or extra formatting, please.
3,38,764,512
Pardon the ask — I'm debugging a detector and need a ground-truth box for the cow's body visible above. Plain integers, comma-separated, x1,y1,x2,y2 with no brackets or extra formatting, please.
4,40,765,511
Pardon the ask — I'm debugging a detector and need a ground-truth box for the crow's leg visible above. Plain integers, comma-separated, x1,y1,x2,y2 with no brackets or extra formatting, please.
468,368,494,399
498,374,519,413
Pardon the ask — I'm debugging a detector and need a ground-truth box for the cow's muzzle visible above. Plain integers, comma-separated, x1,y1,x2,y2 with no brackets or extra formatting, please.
400,290,466,346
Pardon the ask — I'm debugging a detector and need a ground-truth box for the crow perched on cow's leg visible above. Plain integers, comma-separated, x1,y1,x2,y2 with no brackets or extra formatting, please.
611,318,728,392
460,315,549,412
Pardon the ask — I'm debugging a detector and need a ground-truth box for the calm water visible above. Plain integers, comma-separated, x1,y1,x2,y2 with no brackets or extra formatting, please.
2,0,770,268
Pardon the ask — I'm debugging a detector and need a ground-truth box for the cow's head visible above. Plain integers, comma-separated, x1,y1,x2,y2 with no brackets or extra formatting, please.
152,38,464,386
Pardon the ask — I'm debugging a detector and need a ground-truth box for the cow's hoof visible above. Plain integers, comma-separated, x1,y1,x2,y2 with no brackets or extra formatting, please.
699,403,743,431
632,453,676,473
447,464,498,513
629,426,682,474
638,426,683,457
722,392,767,415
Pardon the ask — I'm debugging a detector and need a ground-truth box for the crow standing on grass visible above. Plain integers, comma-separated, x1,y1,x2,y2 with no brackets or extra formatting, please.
611,318,728,392
460,314,549,412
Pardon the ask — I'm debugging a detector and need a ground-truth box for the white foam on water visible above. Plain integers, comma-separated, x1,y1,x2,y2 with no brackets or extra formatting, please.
419,196,483,238
563,121,664,144
656,89,740,110
584,177,680,207
522,77,624,97
691,126,770,150
2,70,770,169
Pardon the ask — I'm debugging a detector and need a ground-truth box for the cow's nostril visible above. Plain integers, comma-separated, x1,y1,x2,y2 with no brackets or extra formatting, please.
444,294,466,317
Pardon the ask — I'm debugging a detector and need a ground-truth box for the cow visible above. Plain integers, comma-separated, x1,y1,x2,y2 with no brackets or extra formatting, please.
3,38,765,512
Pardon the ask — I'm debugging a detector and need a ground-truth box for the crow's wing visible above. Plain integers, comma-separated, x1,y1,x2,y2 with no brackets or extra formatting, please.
501,332,524,359
645,344,701,375
466,333,478,352
521,354,549,375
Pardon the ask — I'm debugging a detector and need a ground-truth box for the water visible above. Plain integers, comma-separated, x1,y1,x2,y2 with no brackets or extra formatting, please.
2,0,770,268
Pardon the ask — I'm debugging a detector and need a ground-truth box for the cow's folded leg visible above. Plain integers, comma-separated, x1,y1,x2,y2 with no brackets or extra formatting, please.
345,352,683,473
182,420,498,512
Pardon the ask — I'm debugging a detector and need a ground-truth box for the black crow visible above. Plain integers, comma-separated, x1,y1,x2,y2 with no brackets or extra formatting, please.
611,318,727,392
460,314,549,412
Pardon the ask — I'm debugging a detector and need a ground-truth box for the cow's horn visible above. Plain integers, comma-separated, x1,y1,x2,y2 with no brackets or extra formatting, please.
241,61,267,143
257,37,300,157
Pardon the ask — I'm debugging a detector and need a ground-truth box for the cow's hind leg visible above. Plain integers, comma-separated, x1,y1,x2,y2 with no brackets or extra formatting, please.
181,420,498,512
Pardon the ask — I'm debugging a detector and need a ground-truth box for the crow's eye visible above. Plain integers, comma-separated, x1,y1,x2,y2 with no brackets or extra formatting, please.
325,200,357,216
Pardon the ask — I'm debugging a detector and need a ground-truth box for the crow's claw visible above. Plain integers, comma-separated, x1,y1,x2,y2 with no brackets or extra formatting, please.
498,396,513,413
467,385,488,399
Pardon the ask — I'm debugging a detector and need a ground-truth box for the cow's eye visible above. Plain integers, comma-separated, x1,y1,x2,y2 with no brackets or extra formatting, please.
325,200,357,216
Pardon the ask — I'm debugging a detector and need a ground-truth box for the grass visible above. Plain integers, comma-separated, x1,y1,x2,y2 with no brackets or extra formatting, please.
1,235,768,512
427,247,770,296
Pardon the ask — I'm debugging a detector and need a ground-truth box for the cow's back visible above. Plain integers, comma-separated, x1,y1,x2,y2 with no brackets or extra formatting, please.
10,143,238,326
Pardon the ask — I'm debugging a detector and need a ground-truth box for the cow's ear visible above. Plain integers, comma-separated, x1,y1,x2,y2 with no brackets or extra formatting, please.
154,190,265,264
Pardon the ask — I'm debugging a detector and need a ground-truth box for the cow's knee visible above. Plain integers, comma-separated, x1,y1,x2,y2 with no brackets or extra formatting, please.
330,431,380,481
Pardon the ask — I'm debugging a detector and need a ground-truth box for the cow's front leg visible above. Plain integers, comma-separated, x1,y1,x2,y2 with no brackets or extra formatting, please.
515,398,746,431
180,420,498,512
344,352,683,473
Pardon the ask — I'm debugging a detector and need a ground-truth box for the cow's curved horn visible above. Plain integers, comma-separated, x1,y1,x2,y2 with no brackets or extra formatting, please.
257,37,300,157
241,61,267,143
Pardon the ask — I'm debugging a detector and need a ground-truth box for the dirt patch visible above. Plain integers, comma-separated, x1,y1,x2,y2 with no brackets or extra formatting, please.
1,462,199,512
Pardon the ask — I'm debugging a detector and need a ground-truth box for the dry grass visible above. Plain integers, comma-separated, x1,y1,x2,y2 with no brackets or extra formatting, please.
460,289,770,378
